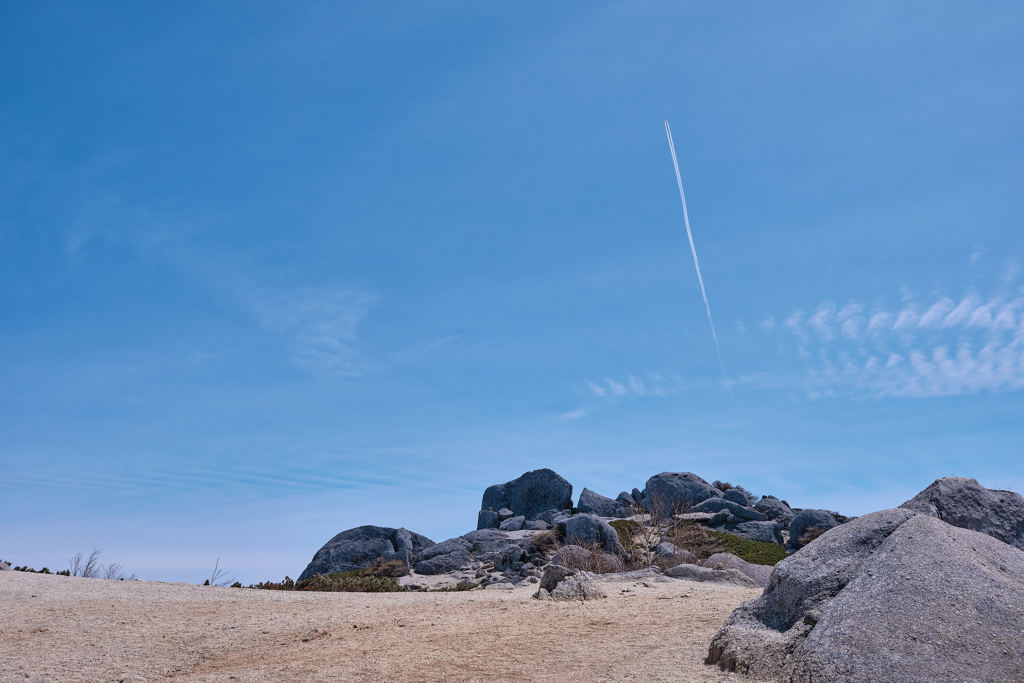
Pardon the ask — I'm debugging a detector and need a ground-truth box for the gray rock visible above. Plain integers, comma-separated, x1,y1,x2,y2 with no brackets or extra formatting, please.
523,519,551,531
900,476,1024,551
499,515,525,531
665,563,761,588
787,509,839,551
460,529,530,556
641,472,721,516
480,468,573,520
655,542,697,564
712,520,784,545
722,488,750,506
565,513,625,555
690,497,768,521
496,508,514,521
678,510,729,526
416,537,470,562
617,491,637,506
703,552,773,588
476,509,499,530
413,549,473,575
707,508,1024,682
534,565,606,601
577,488,622,517
631,487,644,502
0,561,10,571
754,495,795,526
298,526,434,581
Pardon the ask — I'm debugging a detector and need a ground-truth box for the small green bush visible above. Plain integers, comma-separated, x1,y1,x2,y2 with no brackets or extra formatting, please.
296,570,408,593
706,530,787,566
608,519,640,548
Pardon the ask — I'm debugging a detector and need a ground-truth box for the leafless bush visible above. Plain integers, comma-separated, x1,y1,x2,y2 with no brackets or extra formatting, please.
69,549,103,578
664,522,724,561
551,541,625,574
68,549,136,581
799,526,829,546
205,557,235,587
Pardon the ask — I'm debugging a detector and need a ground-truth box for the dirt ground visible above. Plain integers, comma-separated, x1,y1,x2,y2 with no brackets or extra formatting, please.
0,570,763,682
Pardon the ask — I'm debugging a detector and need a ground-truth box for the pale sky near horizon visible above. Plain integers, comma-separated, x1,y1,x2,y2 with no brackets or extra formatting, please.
2,2,1023,583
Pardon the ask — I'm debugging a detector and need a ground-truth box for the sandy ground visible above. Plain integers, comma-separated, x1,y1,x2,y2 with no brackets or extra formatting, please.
0,570,763,682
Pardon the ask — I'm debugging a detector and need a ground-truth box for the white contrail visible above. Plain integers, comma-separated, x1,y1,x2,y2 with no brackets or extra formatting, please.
663,119,727,379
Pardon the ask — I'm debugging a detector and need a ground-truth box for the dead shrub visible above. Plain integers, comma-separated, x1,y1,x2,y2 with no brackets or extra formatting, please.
799,526,829,546
551,541,625,574
665,522,724,562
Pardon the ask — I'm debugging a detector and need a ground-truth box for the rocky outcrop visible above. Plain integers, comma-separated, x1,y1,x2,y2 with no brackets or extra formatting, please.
477,469,573,529
786,509,838,551
577,488,631,518
706,507,1024,682
900,476,1024,551
534,564,605,601
298,526,435,581
641,472,721,516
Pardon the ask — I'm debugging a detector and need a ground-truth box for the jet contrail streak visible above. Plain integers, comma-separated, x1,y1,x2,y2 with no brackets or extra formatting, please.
663,119,728,381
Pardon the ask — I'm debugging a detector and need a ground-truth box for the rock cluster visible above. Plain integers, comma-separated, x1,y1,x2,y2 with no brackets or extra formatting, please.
297,469,845,587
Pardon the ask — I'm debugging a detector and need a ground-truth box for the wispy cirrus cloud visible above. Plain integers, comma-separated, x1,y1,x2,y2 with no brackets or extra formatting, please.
770,279,1024,399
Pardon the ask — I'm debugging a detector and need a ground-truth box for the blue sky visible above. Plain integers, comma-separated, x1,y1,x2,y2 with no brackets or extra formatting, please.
2,2,1023,583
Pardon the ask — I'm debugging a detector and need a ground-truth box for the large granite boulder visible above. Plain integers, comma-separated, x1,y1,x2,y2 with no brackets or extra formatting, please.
754,495,795,526
477,469,573,528
787,509,839,551
298,526,434,581
564,513,626,555
900,476,1024,551
706,507,1024,681
641,472,721,516
577,488,631,518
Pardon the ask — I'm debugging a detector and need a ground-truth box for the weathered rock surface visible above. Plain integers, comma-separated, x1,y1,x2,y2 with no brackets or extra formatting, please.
564,513,625,555
298,526,434,581
702,552,772,588
754,496,795,526
690,497,768,521
712,520,783,545
498,515,525,531
786,509,838,551
534,564,606,601
707,507,1024,682
641,472,721,516
655,541,697,564
722,489,750,506
900,476,1024,551
478,469,573,529
413,549,473,575
577,488,631,518
665,563,760,588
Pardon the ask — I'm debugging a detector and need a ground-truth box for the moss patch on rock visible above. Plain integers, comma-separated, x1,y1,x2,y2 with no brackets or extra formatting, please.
706,530,787,566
